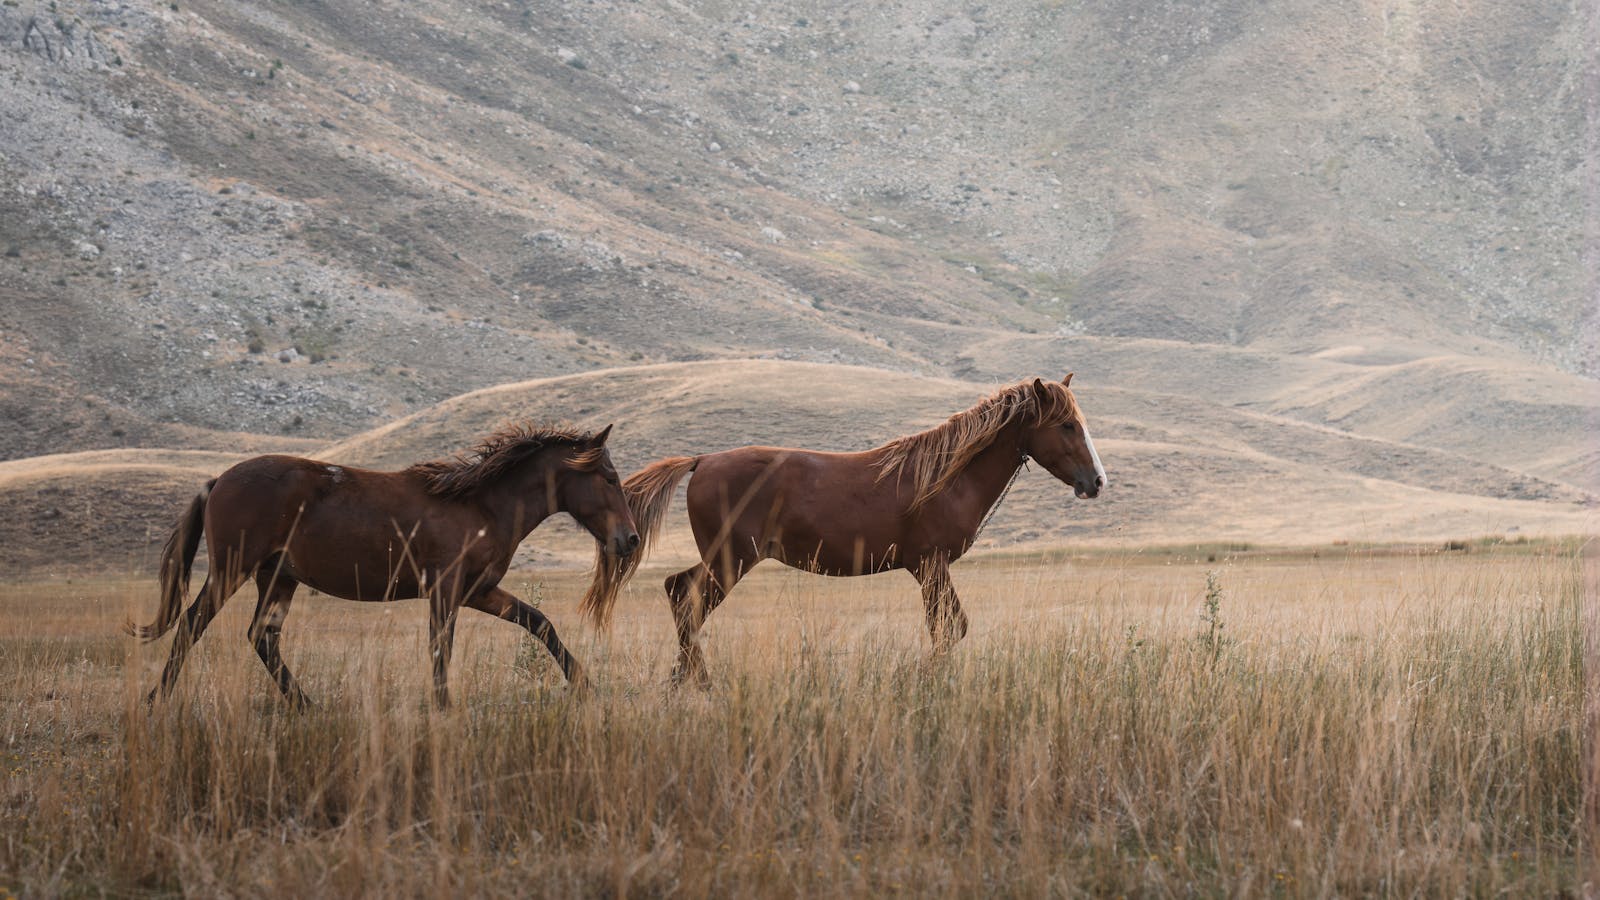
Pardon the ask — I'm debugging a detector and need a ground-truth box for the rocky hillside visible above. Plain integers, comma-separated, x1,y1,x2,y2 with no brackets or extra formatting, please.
0,0,1594,570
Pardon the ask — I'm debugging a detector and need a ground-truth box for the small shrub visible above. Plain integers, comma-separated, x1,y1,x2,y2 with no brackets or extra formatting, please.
512,583,555,681
1197,569,1228,667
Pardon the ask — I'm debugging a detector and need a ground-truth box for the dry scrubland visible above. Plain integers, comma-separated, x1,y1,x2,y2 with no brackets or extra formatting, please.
1,541,1592,896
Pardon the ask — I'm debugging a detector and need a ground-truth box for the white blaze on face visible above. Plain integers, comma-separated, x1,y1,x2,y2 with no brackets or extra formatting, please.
1082,422,1106,486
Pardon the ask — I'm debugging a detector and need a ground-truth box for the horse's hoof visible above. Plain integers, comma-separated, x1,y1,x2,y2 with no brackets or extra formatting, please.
920,651,957,679
669,668,712,691
665,657,713,690
566,673,592,698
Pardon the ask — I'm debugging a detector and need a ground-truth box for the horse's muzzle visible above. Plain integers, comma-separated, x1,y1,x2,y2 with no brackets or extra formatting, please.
611,532,641,558
1075,474,1105,500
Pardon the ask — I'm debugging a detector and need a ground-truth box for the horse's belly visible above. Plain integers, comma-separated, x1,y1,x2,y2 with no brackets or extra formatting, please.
772,527,901,575
281,515,433,601
769,496,901,575
283,561,419,603
282,518,497,602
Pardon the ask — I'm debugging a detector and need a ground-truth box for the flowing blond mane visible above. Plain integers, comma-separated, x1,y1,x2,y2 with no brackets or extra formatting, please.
407,422,603,498
873,380,1078,509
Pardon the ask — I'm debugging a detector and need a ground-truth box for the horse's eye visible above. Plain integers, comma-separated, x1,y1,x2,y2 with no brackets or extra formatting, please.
1062,422,1077,434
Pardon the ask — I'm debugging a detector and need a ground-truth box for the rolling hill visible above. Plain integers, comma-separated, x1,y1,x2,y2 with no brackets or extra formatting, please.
2,361,1590,575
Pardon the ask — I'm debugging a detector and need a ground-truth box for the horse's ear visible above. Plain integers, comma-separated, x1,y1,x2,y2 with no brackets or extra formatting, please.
1062,373,1074,387
1030,377,1054,405
591,424,613,446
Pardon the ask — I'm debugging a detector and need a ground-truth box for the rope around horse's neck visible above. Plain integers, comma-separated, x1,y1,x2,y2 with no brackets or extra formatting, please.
974,452,1028,542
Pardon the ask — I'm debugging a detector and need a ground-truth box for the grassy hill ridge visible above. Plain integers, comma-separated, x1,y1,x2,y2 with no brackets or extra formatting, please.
3,361,1589,574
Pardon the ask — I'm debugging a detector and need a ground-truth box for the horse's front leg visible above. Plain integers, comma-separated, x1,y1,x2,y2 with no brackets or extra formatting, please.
465,586,587,691
912,555,969,653
428,589,461,709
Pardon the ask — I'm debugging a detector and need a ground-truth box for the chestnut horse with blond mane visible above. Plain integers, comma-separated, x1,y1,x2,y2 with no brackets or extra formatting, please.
129,423,639,707
581,376,1106,686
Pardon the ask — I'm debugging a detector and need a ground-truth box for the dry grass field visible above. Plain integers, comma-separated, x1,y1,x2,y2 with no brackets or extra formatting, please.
5,3,1595,896
1,539,1591,896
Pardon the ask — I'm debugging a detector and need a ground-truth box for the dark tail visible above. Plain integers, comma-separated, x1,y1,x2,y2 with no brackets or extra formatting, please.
125,479,214,641
579,456,697,630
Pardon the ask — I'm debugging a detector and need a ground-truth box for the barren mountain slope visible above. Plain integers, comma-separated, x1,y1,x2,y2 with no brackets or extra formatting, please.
3,0,1594,452
1,0,1057,455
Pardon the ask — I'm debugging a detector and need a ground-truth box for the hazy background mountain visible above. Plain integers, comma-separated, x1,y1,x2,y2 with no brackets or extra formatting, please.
1,0,1594,571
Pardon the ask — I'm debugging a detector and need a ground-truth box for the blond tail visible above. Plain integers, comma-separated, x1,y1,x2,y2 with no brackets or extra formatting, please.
579,456,697,629
124,479,214,641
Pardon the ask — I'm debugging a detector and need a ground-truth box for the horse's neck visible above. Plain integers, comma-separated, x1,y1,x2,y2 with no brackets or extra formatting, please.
481,461,558,539
930,429,1026,522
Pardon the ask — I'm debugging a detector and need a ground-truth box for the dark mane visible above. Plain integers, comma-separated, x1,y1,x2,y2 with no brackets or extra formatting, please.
872,380,1078,509
407,422,603,498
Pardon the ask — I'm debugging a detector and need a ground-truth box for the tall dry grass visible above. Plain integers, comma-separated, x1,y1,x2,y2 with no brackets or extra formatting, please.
0,542,1590,896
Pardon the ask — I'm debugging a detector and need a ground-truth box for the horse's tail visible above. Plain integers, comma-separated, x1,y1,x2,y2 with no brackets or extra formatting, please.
125,479,214,642
580,456,698,630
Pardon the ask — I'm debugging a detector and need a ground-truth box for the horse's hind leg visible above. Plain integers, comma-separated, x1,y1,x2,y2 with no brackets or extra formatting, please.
665,560,742,688
149,562,251,703
664,566,705,686
248,561,310,708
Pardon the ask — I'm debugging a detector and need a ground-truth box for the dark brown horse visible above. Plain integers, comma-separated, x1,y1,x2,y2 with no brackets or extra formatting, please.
581,376,1106,685
128,423,640,706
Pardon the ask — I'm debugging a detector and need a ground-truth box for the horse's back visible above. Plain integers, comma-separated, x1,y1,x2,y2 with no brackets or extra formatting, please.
213,454,354,501
689,446,876,500
208,454,414,535
205,454,455,595
685,445,903,568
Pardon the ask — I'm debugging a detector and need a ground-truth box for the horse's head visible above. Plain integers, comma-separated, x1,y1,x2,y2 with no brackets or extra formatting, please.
1020,375,1106,500
556,425,641,558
